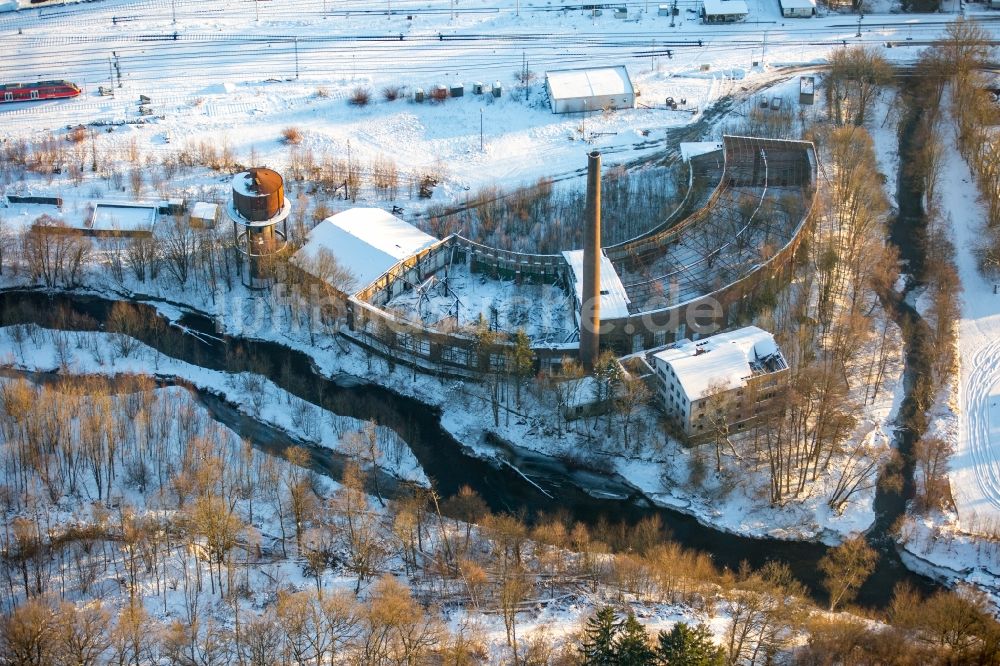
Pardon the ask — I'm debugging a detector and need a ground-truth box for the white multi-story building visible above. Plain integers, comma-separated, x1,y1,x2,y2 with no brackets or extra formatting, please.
651,326,788,438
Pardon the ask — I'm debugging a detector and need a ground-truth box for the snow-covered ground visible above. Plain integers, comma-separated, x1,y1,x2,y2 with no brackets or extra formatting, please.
941,115,1000,535
1,0,995,211
385,261,576,340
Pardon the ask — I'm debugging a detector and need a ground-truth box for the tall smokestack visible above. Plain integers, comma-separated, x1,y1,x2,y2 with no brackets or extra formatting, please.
580,150,602,372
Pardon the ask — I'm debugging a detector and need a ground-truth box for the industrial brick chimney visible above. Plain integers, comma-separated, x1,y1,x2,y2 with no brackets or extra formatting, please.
580,150,602,372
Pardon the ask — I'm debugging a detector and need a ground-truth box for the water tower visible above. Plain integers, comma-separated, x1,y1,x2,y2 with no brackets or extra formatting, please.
227,167,291,289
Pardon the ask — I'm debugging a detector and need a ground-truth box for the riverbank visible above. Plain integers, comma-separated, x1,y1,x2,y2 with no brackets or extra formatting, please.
889,87,1000,610
0,290,940,609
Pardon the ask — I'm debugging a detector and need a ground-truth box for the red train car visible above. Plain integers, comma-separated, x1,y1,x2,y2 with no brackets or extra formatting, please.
0,80,81,104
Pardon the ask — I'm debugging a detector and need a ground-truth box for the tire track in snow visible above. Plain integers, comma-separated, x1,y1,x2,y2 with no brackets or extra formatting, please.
960,331,1000,522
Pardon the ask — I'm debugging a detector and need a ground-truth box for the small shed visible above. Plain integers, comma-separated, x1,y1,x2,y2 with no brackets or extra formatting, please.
545,66,635,114
778,0,815,17
799,76,815,104
701,0,748,22
190,202,219,228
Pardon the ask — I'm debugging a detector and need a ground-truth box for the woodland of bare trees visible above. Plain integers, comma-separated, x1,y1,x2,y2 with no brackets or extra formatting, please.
741,119,898,511
0,356,988,664
422,162,689,254
936,20,1000,275
0,371,828,664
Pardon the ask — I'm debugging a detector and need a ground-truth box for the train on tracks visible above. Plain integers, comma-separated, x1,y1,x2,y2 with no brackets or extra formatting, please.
0,80,81,103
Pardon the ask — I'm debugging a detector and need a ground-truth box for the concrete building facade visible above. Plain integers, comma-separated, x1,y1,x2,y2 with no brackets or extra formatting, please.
651,326,788,438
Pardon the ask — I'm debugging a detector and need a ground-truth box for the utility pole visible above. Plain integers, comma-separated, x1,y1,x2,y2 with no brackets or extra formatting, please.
856,13,863,37
108,56,115,96
255,0,259,21
171,0,176,24
294,38,299,79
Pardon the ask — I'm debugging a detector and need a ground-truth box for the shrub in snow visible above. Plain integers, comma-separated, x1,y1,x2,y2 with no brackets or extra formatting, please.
349,87,372,107
382,85,402,102
282,127,304,145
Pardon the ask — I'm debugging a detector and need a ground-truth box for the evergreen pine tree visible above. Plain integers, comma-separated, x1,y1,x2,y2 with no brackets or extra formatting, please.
615,612,656,665
655,622,725,666
580,606,623,666
509,328,534,406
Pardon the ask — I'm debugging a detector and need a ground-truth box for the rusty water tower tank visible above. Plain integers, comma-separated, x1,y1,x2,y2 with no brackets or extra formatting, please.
232,167,285,222
227,167,291,289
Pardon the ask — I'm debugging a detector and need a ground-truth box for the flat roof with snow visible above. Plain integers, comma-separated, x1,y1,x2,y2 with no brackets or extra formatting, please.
653,326,785,401
562,249,631,321
90,203,157,232
293,208,438,290
702,0,748,15
680,141,723,161
191,202,218,221
545,66,634,101
780,0,816,9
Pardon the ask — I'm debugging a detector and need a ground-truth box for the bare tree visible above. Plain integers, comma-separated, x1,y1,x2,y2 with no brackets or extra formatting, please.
161,216,196,286
818,535,878,611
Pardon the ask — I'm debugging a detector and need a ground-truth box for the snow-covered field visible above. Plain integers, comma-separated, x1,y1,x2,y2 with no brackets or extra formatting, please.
940,116,1000,536
1,0,995,209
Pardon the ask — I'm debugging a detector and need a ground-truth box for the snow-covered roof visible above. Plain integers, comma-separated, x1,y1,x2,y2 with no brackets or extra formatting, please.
562,249,631,320
702,0,748,15
293,208,438,289
545,67,634,101
90,203,156,231
680,142,723,161
191,202,218,221
780,0,815,9
653,326,784,401
232,168,282,198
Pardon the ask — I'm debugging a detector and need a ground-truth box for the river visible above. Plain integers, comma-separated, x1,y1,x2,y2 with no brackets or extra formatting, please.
0,282,938,610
